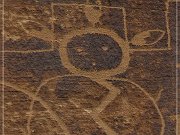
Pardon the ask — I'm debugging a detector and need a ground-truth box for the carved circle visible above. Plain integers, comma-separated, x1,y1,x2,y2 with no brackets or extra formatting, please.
59,28,130,78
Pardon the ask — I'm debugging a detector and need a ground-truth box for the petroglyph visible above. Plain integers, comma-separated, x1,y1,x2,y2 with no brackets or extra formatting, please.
1,82,70,135
59,28,129,78
2,0,176,134
130,29,166,46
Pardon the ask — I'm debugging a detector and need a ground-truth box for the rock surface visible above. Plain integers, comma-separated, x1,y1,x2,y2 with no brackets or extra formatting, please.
0,0,178,135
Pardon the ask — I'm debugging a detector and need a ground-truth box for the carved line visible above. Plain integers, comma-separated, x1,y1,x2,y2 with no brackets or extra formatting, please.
132,0,172,52
52,3,124,10
27,5,56,134
165,0,172,49
131,29,166,46
2,48,54,54
51,3,55,36
27,101,34,135
3,74,165,135
53,2,171,53
68,99,118,135
90,112,118,135
27,75,74,135
109,77,165,135
2,0,5,135
4,1,172,54
122,8,128,42
34,75,166,135
156,87,164,102
52,2,127,41
130,48,172,53
36,74,118,135
3,2,168,134
90,79,120,135
92,79,120,114
58,27,130,78
3,18,56,53
0,82,70,135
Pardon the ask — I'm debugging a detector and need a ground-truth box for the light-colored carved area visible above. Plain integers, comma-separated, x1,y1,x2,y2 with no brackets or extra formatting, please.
1,0,177,135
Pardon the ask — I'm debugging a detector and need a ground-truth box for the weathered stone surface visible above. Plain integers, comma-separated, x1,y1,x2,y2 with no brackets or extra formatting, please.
0,0,178,135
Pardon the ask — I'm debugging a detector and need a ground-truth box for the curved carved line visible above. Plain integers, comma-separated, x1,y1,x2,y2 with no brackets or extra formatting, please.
130,29,166,46
0,81,70,135
109,77,165,135
34,75,118,135
27,75,75,135
27,75,165,135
